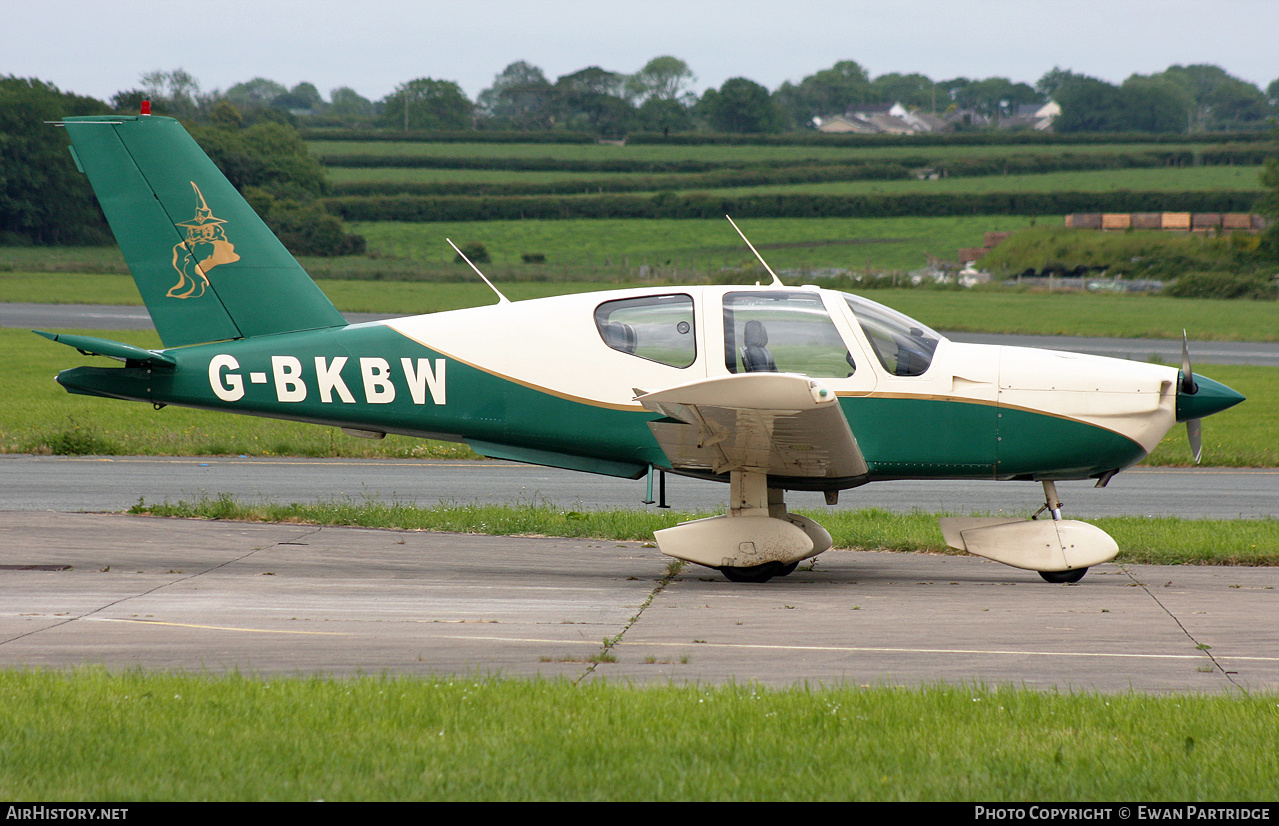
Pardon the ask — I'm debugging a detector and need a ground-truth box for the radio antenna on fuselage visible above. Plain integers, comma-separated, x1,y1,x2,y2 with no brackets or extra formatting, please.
447,238,510,304
725,215,783,287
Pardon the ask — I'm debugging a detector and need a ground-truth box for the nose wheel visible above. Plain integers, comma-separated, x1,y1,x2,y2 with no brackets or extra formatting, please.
1035,481,1088,584
1039,568,1088,584
718,561,799,583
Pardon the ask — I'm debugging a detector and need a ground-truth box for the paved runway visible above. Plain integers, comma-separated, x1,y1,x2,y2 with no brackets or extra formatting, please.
2,512,1276,692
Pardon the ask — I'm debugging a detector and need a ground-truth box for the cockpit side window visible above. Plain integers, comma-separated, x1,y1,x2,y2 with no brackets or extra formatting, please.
723,291,854,378
594,294,696,368
842,293,940,376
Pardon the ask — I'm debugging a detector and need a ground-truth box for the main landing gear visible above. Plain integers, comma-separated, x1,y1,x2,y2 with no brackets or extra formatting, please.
654,469,830,584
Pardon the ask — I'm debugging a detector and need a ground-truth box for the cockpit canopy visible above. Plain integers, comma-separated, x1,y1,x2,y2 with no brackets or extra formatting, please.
593,287,942,379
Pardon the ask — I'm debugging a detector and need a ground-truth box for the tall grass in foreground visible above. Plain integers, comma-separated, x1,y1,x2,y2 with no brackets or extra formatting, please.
0,669,1274,801
131,497,1279,567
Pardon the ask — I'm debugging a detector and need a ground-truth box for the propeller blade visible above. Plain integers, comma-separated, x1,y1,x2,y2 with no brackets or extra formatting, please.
1187,418,1202,464
1180,329,1198,395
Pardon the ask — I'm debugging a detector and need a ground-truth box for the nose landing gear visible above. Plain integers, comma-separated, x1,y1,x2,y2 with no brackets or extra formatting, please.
938,480,1118,583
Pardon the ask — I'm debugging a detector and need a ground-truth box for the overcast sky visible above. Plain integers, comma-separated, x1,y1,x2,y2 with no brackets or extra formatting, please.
4,0,1276,104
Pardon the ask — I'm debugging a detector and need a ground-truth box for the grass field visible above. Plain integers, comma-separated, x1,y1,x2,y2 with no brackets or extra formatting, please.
4,669,1275,801
1,215,1046,281
707,166,1264,197
4,200,1274,288
327,166,669,185
350,214,1053,273
326,164,1264,196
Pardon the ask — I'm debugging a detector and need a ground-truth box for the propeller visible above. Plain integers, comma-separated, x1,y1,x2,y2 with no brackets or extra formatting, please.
1181,330,1202,464
1180,330,1198,395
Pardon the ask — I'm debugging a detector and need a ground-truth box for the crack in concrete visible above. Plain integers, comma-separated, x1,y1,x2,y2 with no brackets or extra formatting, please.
1118,563,1242,688
573,561,684,685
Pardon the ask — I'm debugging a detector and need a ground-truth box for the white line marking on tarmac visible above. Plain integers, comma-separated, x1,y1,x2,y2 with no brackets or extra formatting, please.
96,618,349,636
432,635,1279,662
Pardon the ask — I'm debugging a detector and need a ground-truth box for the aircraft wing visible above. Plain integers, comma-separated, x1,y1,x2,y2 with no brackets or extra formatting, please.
635,373,867,479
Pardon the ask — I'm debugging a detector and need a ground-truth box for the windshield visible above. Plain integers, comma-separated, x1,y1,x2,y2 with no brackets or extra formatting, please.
842,293,941,377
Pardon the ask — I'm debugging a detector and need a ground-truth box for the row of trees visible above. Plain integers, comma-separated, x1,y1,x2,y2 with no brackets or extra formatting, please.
1,76,363,254
125,59,1279,137
1,78,112,245
1047,66,1275,134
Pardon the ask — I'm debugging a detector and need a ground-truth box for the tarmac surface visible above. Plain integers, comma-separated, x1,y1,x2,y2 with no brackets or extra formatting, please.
2,511,1276,692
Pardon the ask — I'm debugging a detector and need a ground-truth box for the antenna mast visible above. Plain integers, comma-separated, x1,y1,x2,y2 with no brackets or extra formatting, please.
725,215,783,287
447,238,510,304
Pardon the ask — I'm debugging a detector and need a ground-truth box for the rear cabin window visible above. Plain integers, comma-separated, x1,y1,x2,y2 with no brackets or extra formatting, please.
594,294,696,368
723,291,855,378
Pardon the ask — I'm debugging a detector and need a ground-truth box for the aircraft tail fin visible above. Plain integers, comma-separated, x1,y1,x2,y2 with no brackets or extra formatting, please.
60,115,347,348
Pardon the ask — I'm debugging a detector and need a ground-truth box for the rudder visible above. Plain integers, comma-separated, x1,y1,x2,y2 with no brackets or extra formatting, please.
62,115,346,347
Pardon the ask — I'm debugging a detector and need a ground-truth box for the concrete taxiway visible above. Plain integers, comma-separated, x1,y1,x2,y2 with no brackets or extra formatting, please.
2,511,1275,692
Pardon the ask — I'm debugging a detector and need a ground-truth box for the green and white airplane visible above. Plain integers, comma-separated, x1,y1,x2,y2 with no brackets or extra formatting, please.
42,114,1244,583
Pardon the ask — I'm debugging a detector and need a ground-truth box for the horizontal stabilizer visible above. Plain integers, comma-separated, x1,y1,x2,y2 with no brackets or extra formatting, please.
34,330,175,368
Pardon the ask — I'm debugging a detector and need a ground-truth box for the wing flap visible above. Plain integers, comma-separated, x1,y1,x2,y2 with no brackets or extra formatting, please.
637,373,867,479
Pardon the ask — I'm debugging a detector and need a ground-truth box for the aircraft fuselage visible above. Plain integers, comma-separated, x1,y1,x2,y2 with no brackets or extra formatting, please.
56,284,1217,488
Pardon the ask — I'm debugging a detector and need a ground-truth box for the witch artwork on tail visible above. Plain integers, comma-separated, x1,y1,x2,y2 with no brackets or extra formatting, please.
169,181,239,299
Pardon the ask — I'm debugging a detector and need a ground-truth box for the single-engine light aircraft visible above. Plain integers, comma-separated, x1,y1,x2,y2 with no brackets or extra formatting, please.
43,114,1244,583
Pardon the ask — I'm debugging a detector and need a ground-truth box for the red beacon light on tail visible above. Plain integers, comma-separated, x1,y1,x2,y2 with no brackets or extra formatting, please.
140,100,151,116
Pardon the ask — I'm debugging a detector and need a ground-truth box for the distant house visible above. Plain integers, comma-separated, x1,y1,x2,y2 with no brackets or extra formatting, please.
821,100,1061,134
1000,100,1060,131
814,101,955,135
849,102,909,119
847,102,914,133
901,110,949,133
862,112,916,134
944,109,992,129
813,115,882,134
